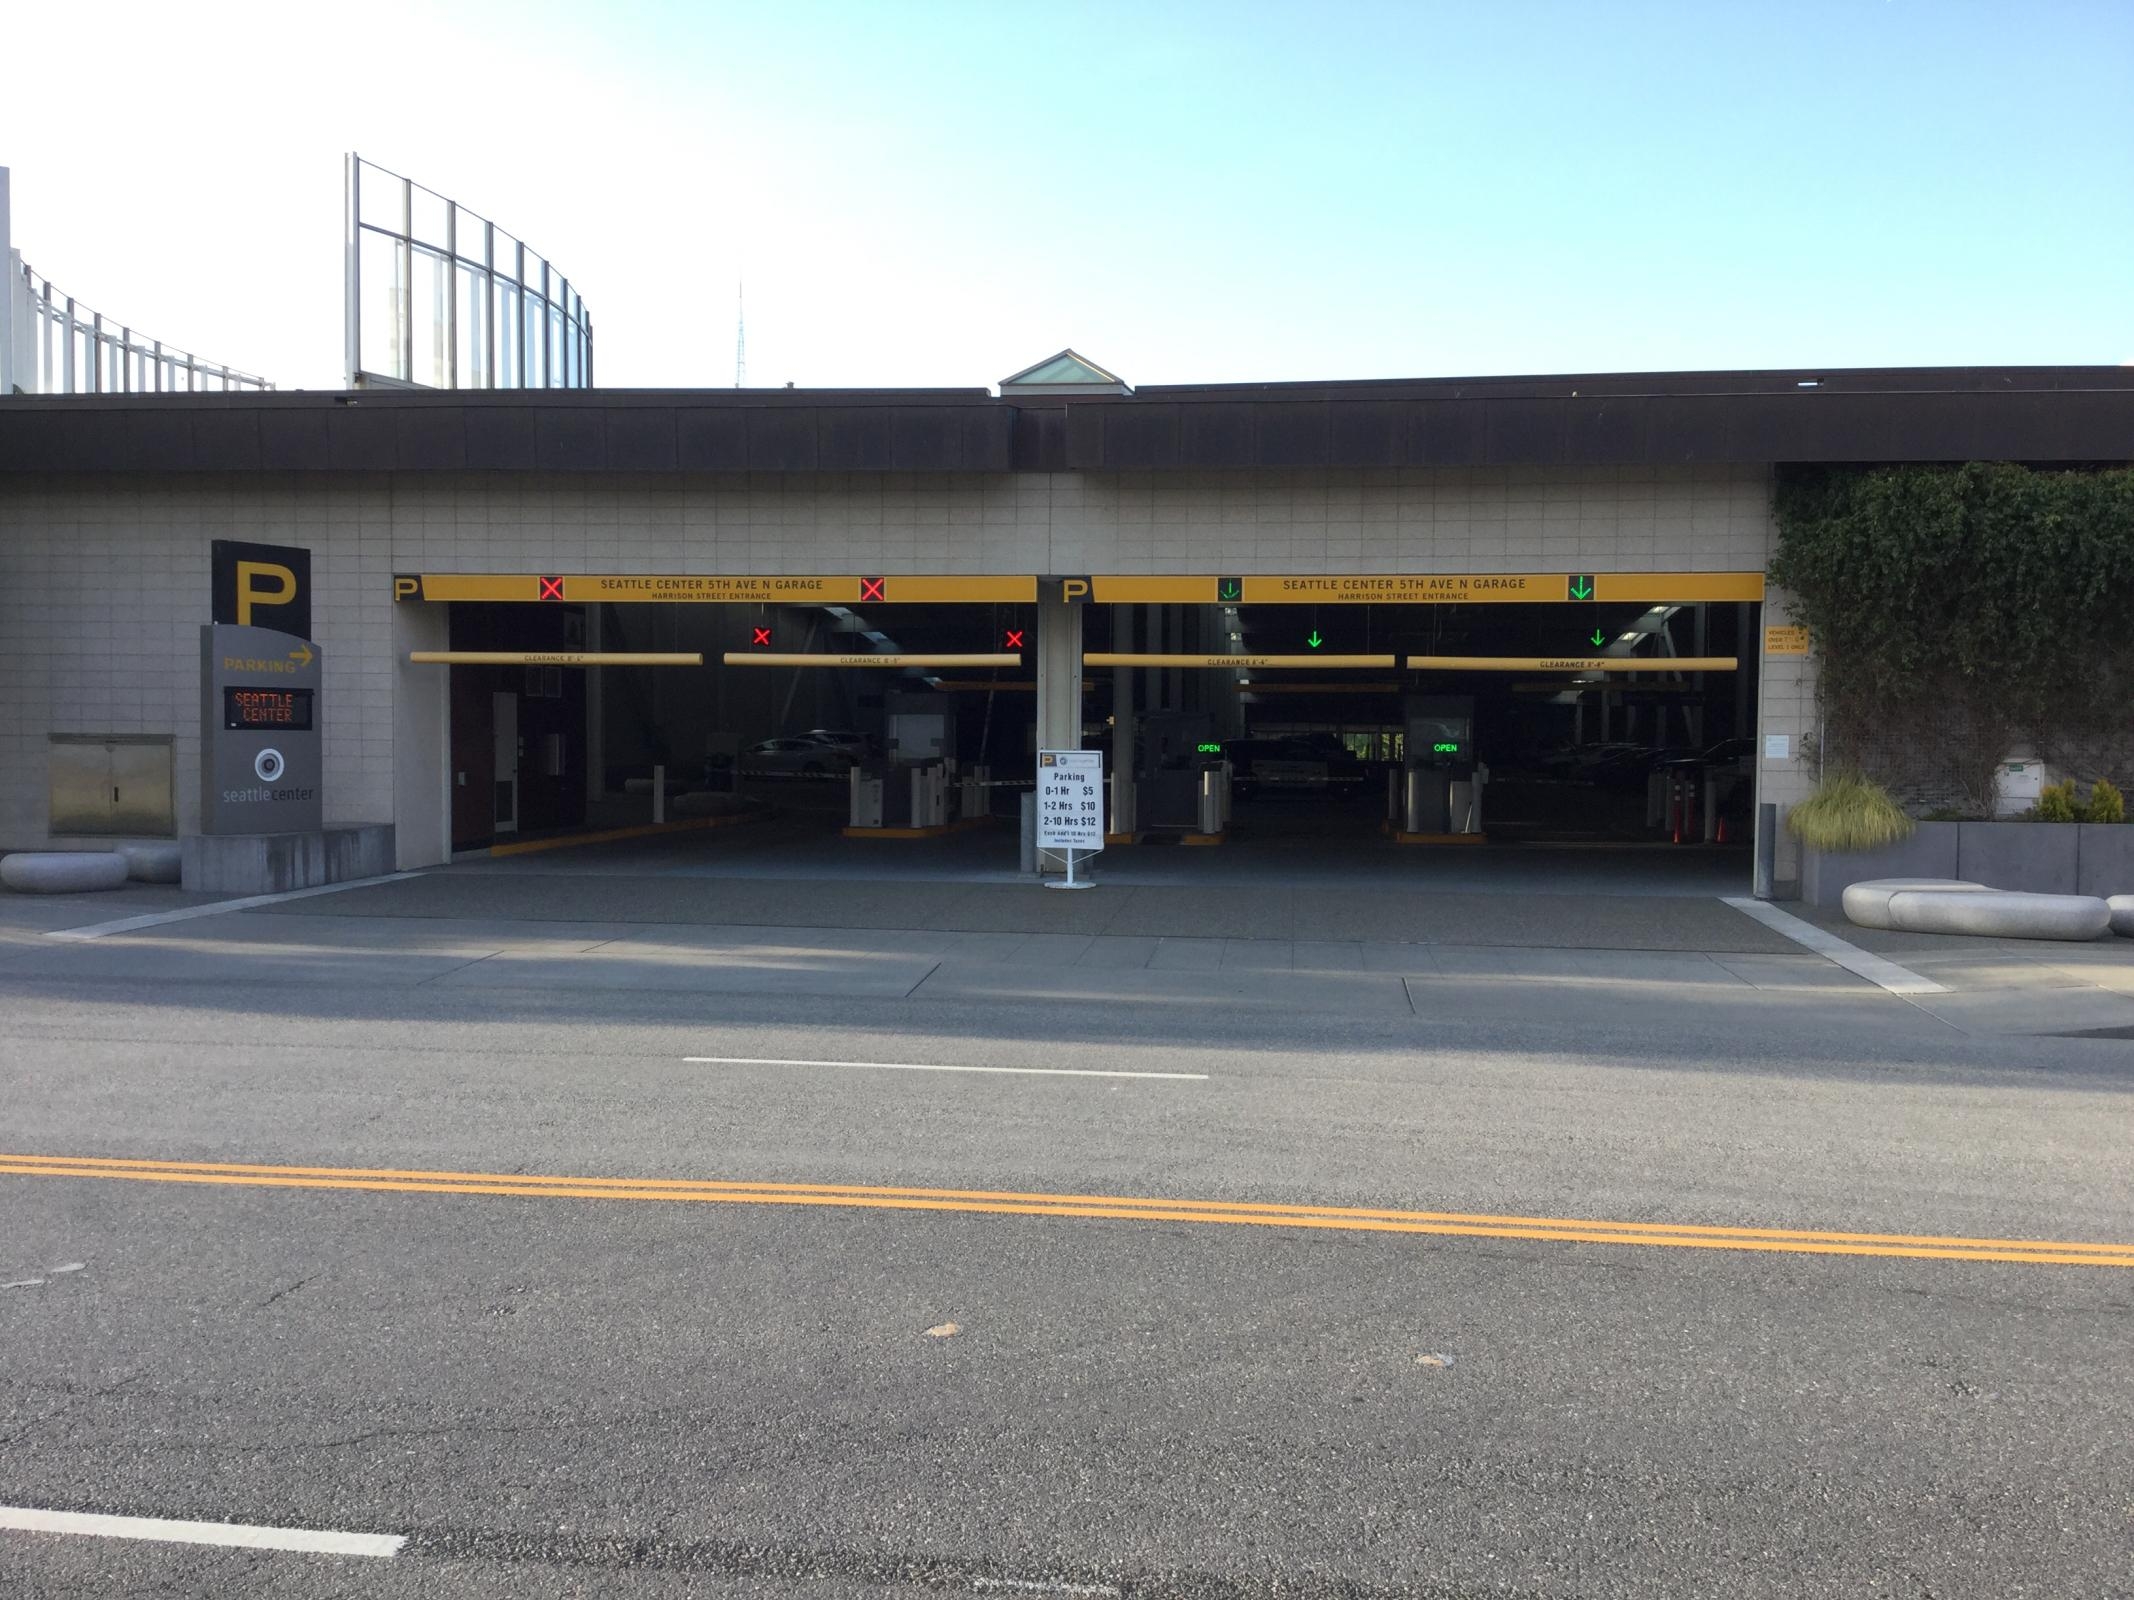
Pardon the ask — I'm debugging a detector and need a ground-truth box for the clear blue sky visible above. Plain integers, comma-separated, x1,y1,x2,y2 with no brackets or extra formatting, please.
9,0,2131,388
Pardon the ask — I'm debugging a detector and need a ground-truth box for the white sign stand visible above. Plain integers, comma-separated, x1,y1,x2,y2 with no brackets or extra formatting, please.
1036,749,1103,891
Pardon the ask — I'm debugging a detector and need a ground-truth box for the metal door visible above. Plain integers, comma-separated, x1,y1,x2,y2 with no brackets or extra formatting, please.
47,735,174,836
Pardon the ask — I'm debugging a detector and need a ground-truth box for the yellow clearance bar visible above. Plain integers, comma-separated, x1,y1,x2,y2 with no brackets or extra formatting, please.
1090,573,1766,605
408,651,703,666
723,653,1022,669
401,575,1037,604
1406,656,1740,673
1086,653,1396,669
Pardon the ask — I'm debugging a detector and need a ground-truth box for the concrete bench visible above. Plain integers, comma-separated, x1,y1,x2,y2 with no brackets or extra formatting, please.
0,851,130,894
2109,895,2134,938
1885,888,2112,942
1840,878,1985,931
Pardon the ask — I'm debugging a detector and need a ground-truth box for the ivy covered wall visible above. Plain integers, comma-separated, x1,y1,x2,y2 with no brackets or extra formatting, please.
1771,463,2134,814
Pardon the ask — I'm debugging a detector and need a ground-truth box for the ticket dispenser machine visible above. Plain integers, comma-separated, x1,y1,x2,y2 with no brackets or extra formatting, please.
1137,710,1228,834
852,691,953,829
1398,695,1483,835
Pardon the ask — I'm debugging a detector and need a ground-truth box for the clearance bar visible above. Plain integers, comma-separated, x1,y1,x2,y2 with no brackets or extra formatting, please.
1092,573,1766,605
397,575,1037,604
723,653,1022,668
408,651,702,666
1086,653,1394,669
1407,656,1740,672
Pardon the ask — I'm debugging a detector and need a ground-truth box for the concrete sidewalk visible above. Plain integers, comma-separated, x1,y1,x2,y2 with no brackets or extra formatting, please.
241,869,1800,952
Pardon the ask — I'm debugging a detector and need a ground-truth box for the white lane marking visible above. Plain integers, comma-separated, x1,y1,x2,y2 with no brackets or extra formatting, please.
43,872,430,942
683,1055,1208,1081
0,1505,404,1558
1721,897,1949,995
971,1580,1121,1598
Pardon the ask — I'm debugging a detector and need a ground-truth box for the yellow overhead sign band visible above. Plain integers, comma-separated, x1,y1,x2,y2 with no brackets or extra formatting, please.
399,575,1037,604
397,573,1764,605
1085,653,1396,669
1090,578,1224,604
1406,656,1740,673
392,571,1758,605
1248,574,1551,603
1093,573,1767,605
1594,573,1766,604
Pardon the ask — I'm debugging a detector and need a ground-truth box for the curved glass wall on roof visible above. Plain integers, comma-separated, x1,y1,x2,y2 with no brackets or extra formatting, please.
344,154,591,391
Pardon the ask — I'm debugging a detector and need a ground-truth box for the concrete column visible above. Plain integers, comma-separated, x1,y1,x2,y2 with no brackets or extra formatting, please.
1111,605,1135,837
584,604,605,810
1034,588,1086,873
391,599,452,869
1036,590,1084,752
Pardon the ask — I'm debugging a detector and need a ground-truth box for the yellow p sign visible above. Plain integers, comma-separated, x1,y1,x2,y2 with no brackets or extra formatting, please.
213,540,310,635
1059,577,1091,603
235,561,296,626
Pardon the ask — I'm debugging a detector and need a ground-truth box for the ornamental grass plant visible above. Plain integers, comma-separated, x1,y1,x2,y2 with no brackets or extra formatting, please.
1785,772,1915,853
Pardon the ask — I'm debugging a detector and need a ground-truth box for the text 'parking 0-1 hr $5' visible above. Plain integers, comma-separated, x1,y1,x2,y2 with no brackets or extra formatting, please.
1036,750,1104,889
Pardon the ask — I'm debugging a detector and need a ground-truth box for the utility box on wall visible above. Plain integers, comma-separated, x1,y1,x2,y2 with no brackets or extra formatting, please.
1994,755,2046,818
47,735,175,837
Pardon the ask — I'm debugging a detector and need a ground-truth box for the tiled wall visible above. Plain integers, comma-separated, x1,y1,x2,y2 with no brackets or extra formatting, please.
0,465,1786,856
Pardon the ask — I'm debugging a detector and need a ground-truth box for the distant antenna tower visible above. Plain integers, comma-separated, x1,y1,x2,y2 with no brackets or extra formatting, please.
734,281,746,388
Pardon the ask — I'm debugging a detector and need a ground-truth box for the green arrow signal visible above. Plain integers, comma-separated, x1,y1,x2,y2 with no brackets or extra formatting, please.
1590,628,1607,648
1307,630,1323,649
1570,576,1594,600
1218,579,1241,601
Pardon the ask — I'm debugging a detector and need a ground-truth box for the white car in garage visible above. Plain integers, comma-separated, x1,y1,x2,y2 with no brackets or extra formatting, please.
737,737,857,777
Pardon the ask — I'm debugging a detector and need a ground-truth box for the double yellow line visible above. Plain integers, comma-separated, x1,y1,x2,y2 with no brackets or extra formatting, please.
6,1153,2132,1269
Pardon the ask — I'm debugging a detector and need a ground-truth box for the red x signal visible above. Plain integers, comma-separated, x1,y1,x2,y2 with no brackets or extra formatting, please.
751,627,772,646
537,575,565,601
1003,629,1025,649
859,576,886,602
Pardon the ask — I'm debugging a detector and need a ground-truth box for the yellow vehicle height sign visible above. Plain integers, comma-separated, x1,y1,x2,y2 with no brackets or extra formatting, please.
394,574,1037,604
1405,655,1741,673
1092,573,1766,605
1085,653,1396,670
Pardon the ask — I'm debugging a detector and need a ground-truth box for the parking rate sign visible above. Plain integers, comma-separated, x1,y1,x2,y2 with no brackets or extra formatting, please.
1036,750,1105,852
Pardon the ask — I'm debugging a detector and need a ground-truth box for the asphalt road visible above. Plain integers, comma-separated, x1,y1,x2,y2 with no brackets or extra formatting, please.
4,932,2133,1597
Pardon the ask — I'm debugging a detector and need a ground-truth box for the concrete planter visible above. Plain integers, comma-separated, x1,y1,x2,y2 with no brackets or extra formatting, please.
1801,822,1959,908
2077,824,2134,898
181,824,395,895
1955,821,2080,896
1804,820,2134,907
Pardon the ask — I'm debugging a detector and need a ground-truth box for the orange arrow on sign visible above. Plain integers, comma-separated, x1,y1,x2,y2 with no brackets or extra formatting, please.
287,644,314,667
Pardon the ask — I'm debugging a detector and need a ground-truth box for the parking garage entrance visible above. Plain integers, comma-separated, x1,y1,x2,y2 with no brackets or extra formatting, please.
396,569,1766,883
398,574,1037,855
1090,573,1763,858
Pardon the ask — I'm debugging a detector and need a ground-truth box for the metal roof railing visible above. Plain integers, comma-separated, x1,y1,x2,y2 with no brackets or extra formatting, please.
8,258,273,394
